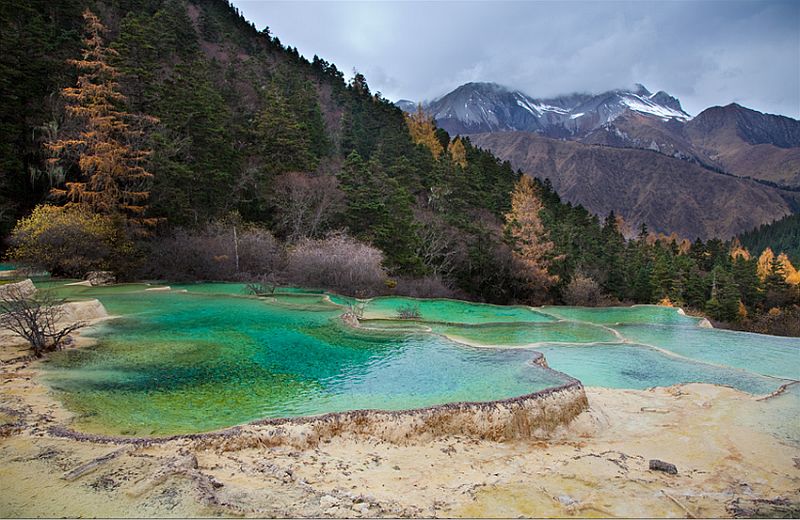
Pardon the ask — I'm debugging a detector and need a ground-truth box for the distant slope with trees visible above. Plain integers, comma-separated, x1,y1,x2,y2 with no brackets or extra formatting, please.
1,0,798,335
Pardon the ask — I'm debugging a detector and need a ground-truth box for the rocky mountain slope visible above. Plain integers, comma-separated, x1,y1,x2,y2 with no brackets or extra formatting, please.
684,104,800,186
469,131,795,239
401,83,800,188
415,82,689,137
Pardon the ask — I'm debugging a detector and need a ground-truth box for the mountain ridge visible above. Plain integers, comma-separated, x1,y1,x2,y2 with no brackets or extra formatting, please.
399,81,691,136
468,131,796,240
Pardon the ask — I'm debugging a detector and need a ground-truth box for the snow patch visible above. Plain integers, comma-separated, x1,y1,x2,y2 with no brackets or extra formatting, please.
534,103,569,115
620,95,689,121
516,98,540,116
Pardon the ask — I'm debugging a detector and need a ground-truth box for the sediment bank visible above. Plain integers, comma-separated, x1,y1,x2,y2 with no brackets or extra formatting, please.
1,294,798,517
1,360,798,518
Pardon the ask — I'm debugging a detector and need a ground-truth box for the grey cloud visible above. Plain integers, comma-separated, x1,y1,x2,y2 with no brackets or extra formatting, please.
233,0,800,117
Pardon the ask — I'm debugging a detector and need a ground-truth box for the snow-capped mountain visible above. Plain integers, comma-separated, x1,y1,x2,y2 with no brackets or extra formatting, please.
397,82,691,137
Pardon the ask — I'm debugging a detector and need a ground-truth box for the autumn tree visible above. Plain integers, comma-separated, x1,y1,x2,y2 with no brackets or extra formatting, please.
756,247,775,281
447,136,467,168
776,252,800,285
405,105,444,159
48,9,157,229
504,176,557,294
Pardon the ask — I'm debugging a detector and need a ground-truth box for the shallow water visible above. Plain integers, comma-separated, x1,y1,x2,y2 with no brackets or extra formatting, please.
35,282,800,435
615,324,800,380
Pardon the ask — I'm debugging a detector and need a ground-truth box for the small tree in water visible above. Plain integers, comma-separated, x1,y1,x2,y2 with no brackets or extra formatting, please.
0,286,85,357
396,304,422,320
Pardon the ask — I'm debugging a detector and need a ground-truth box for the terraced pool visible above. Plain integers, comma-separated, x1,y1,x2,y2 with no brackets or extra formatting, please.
35,282,800,435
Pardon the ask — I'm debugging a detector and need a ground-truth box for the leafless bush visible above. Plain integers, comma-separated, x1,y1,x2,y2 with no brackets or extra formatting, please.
237,227,283,276
270,172,344,241
347,301,366,319
393,275,457,299
395,304,422,320
283,232,386,296
139,222,283,281
562,271,603,306
246,273,277,296
0,285,85,357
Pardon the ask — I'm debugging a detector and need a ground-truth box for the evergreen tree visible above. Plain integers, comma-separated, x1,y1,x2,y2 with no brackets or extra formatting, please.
705,266,740,322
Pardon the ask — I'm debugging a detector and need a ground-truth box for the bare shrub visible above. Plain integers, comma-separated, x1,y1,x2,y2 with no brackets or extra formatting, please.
395,304,422,320
394,275,457,299
562,272,603,306
139,224,235,281
283,232,386,296
0,285,85,357
237,227,283,276
140,222,283,281
270,172,344,241
347,301,366,320
246,273,277,296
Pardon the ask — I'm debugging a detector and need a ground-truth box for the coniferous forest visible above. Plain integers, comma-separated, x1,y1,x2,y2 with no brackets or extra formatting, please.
1,0,799,335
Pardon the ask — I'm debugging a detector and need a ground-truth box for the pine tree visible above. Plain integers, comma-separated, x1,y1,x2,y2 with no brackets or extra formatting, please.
48,9,157,229
705,266,740,322
650,251,676,301
731,256,762,307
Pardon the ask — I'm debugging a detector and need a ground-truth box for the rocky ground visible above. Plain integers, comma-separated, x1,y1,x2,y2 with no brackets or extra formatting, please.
1,322,799,517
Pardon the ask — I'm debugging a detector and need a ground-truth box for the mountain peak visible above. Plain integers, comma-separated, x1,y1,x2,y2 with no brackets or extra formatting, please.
633,83,651,97
420,82,690,136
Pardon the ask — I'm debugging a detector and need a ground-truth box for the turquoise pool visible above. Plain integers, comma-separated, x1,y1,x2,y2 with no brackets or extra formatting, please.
36,282,800,435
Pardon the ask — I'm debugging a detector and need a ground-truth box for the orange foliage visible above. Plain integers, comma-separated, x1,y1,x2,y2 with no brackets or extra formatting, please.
447,136,467,168
777,253,800,285
504,176,557,290
730,239,751,261
405,105,444,159
756,248,775,281
737,300,748,320
48,9,157,230
756,247,799,285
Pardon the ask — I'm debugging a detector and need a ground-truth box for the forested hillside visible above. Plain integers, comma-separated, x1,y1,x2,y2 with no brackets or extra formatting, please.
1,0,798,334
0,0,518,276
739,213,800,265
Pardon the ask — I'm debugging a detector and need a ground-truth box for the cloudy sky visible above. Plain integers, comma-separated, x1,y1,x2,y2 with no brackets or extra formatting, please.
232,1,800,118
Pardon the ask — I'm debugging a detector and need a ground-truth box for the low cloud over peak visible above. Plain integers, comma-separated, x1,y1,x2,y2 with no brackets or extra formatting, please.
234,0,800,118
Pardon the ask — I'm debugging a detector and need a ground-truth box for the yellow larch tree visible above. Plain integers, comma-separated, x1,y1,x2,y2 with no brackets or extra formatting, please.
405,105,444,159
48,9,157,230
504,176,557,291
757,248,775,281
447,136,467,168
757,247,800,285
777,253,800,285
729,238,751,261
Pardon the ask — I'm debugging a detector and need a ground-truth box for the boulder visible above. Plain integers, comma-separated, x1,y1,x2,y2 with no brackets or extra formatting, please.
85,271,116,286
649,459,678,474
